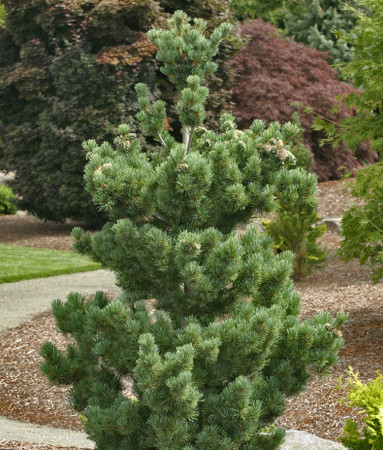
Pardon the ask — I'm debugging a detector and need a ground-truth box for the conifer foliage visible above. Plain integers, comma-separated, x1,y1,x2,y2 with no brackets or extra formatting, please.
284,0,358,65
41,11,346,449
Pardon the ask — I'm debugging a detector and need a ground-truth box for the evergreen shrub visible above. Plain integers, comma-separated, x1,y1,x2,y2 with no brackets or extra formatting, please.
0,0,241,225
287,113,313,172
41,12,346,449
263,169,327,280
229,19,376,182
263,117,325,281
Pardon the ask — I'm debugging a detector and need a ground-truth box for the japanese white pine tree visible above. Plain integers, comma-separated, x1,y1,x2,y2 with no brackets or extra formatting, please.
41,11,346,449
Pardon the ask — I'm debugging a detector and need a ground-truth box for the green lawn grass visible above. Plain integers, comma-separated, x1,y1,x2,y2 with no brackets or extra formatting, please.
0,243,101,283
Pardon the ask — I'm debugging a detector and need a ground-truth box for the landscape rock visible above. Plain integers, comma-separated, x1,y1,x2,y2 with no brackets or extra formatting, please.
282,429,345,449
320,217,343,234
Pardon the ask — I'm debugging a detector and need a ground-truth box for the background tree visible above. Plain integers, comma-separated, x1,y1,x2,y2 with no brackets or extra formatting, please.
41,12,346,449
0,0,241,225
312,0,383,282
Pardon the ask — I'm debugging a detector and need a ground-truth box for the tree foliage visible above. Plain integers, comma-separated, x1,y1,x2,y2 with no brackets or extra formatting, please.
0,3,5,28
229,19,376,182
40,12,346,449
284,0,359,65
0,0,241,225
313,0,383,282
229,0,303,28
338,164,383,283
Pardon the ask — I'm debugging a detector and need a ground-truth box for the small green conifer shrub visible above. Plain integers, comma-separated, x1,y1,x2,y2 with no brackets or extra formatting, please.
41,11,346,449
337,368,383,449
0,184,18,215
263,117,323,281
263,169,327,280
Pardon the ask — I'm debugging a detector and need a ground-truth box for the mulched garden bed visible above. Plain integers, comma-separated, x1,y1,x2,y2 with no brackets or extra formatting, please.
1,180,382,448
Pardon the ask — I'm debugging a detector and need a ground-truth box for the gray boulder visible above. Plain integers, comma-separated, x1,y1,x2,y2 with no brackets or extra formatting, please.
282,430,345,449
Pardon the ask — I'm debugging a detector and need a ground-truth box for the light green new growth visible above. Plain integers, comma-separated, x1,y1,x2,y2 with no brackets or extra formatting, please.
338,368,383,449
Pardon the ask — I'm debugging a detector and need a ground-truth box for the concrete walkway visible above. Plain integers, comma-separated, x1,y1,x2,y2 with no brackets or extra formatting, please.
0,270,344,448
0,416,94,448
0,269,118,332
0,269,117,446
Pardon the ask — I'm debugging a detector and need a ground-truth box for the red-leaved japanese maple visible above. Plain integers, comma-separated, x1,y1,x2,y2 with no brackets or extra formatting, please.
230,19,376,181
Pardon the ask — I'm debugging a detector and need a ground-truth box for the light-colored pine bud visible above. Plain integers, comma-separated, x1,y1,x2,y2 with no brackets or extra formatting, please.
101,163,112,170
264,144,272,152
234,130,244,138
196,126,208,133
269,138,277,146
223,121,235,130
333,330,343,338
238,140,246,148
277,139,284,148
94,163,112,176
324,323,333,330
277,148,295,162
178,163,189,170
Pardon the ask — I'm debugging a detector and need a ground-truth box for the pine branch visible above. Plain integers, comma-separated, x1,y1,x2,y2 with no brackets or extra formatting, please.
157,132,166,147
186,127,195,154
183,126,190,150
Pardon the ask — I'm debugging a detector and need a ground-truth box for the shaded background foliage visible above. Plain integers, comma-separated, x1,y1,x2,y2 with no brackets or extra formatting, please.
229,19,376,181
284,0,359,65
0,0,241,225
229,0,303,28
230,0,358,67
